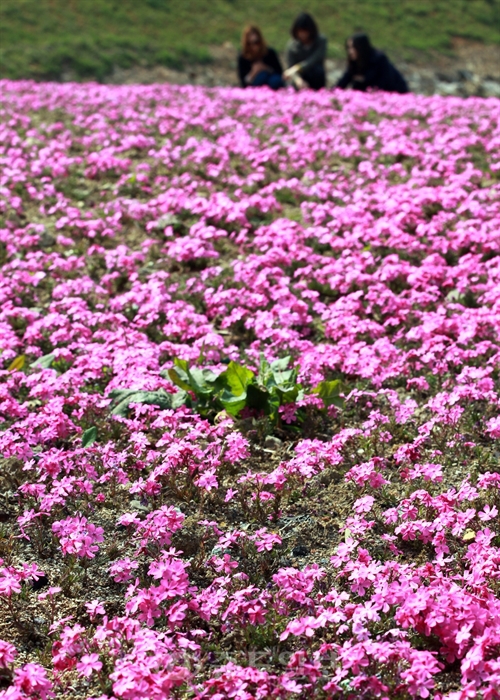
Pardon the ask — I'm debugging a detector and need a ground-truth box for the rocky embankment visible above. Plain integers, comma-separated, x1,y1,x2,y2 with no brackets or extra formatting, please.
106,40,500,97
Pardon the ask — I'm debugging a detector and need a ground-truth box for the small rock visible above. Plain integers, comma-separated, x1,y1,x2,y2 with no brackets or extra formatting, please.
264,435,282,450
39,233,56,248
292,545,309,557
130,499,151,512
327,68,343,86
436,70,459,83
32,574,49,591
482,80,500,98
457,69,474,82
435,80,461,96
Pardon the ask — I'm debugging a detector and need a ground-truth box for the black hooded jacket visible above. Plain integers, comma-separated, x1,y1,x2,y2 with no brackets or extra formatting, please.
337,50,408,94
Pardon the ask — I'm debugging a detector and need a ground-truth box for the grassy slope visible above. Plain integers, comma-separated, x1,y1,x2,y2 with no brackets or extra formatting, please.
0,0,500,80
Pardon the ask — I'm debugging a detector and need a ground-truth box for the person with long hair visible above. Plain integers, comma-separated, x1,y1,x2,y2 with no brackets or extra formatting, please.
337,33,409,94
284,13,327,91
238,25,284,90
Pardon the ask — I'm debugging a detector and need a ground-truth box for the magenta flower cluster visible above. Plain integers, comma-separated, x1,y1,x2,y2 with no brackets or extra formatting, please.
0,79,499,699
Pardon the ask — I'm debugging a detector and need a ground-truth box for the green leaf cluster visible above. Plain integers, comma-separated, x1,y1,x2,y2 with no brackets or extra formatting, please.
167,356,344,425
109,388,185,417
108,356,344,427
165,355,302,422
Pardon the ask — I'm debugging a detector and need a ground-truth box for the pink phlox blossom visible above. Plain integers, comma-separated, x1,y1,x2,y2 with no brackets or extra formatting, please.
400,650,443,698
208,554,238,574
38,587,62,602
132,506,185,552
13,664,54,700
278,403,297,424
0,640,17,667
280,615,322,640
76,653,103,678
109,558,140,583
485,416,500,439
250,529,282,552
85,600,106,619
353,495,375,515
51,515,104,559
478,504,498,522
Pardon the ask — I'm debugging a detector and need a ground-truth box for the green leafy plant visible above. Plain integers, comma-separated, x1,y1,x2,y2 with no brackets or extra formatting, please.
109,388,185,417
81,426,97,447
108,356,344,429
170,355,343,423
168,355,302,422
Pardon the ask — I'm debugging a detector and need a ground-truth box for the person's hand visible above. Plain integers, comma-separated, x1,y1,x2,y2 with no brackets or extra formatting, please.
290,73,308,90
247,61,269,82
252,61,268,74
293,75,308,90
284,64,301,80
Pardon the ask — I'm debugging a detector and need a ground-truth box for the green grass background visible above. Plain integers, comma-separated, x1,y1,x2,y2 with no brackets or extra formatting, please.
1,0,500,81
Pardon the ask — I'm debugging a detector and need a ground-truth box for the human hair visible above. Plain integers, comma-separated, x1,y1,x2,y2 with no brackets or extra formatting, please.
241,24,267,60
347,32,374,72
291,12,319,43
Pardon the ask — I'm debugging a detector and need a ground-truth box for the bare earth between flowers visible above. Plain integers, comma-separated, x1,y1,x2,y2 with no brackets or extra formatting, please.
1,80,500,700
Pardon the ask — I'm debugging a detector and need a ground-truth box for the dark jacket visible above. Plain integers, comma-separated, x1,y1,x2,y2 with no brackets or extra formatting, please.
286,35,327,74
337,50,409,94
238,48,283,87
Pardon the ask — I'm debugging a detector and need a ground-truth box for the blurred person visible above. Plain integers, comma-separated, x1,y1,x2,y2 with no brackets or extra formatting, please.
238,25,284,90
284,13,327,90
337,33,409,93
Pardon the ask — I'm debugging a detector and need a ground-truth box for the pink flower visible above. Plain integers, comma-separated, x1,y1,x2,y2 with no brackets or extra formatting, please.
485,416,500,438
85,600,105,619
251,529,282,552
76,653,102,678
280,615,321,640
109,558,139,583
52,515,104,559
38,587,62,601
117,512,140,528
14,663,54,699
0,569,21,597
353,496,375,515
279,403,297,424
0,640,17,667
478,504,498,521
210,554,238,574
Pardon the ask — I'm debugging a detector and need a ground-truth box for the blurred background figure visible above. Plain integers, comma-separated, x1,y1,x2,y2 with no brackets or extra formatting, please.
238,25,284,89
284,13,327,90
337,33,409,93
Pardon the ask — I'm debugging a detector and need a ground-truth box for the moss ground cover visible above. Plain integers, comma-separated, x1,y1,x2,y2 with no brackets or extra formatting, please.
0,0,500,80
0,81,500,698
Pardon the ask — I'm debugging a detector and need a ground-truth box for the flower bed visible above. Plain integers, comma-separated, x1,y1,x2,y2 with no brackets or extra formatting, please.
0,80,500,699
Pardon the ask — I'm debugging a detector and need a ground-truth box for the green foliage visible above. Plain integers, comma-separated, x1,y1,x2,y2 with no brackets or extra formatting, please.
81,426,97,448
30,353,55,369
109,388,184,417
7,355,25,372
108,357,343,427
313,379,344,408
0,0,499,81
165,355,343,426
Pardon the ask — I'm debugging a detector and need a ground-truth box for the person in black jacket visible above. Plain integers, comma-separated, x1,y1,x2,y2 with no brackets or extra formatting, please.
337,33,409,94
284,13,327,90
238,25,284,90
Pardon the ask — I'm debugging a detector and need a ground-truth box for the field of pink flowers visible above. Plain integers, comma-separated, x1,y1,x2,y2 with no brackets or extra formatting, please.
0,79,500,700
